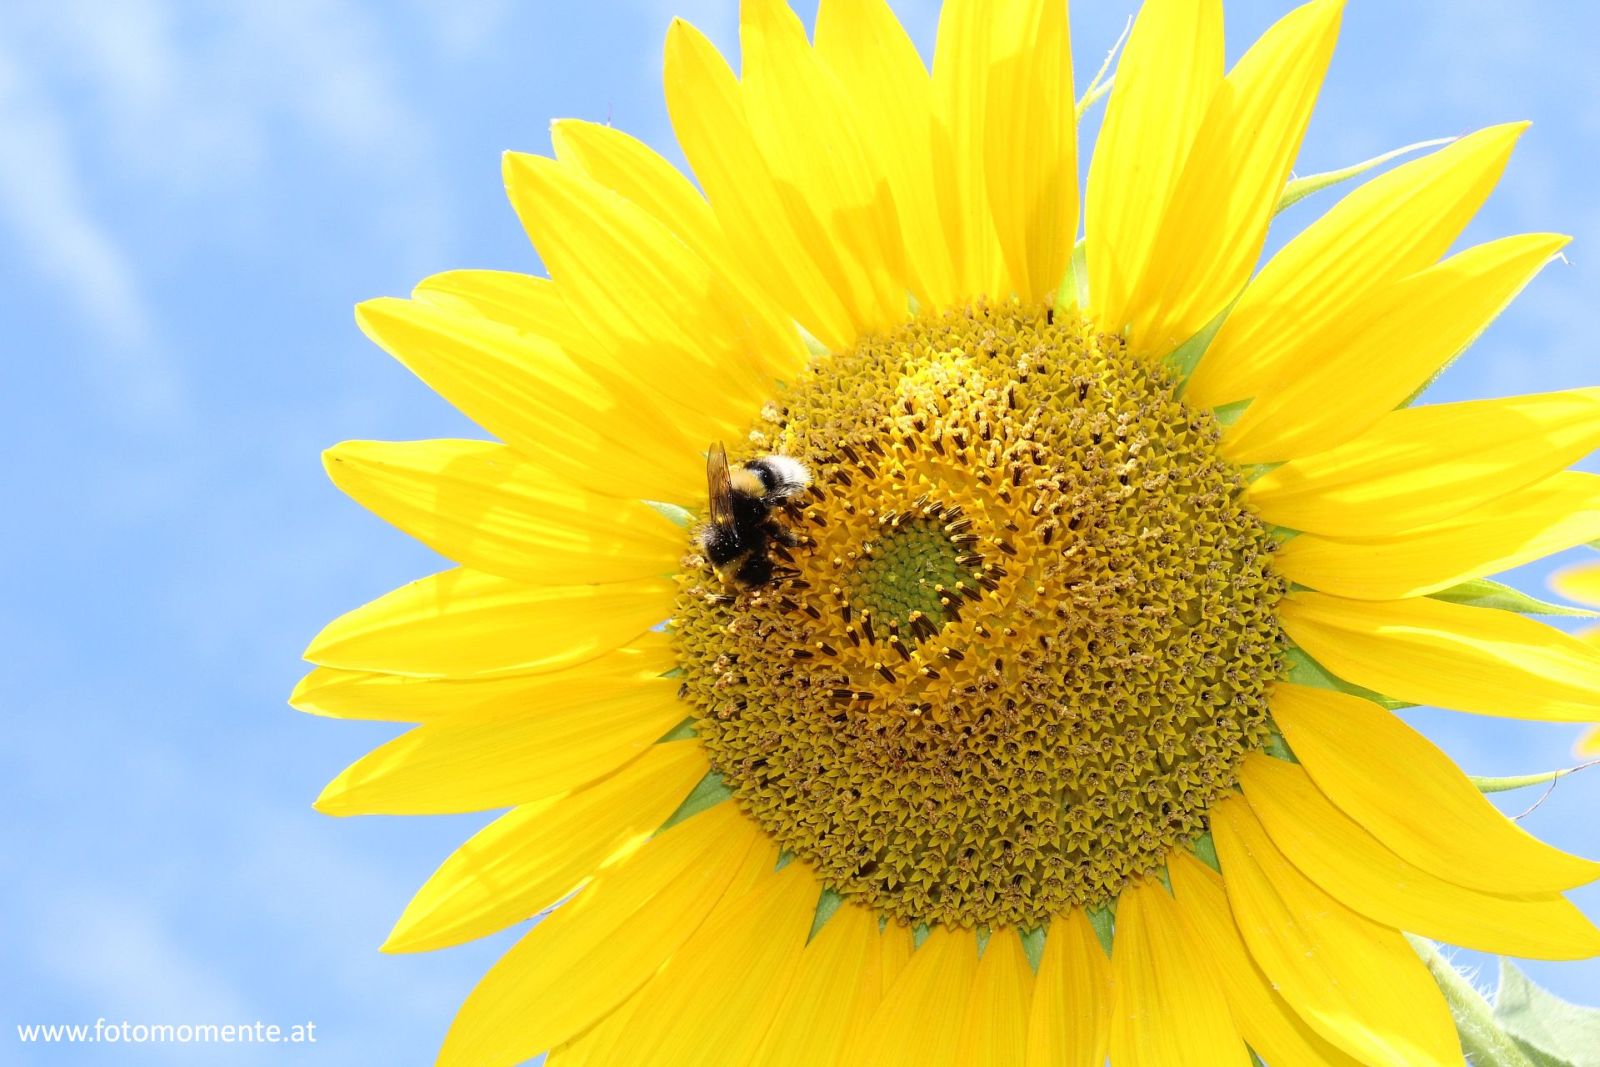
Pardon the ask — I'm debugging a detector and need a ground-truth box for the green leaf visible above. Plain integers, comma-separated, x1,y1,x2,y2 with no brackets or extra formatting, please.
1189,832,1221,873
1267,525,1299,547
1240,463,1281,486
645,500,695,528
808,887,843,942
1211,397,1251,427
797,323,831,358
1086,903,1115,957
1074,17,1128,122
1019,927,1047,972
1495,959,1600,1067
1429,577,1598,618
658,771,732,830
655,717,697,743
1261,725,1299,763
1076,76,1114,122
1470,770,1561,794
1282,644,1411,710
1055,238,1089,311
1411,937,1539,1067
1274,136,1455,216
1468,764,1590,794
1164,300,1236,384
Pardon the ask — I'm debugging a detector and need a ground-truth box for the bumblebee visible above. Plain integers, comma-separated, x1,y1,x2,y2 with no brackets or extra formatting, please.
698,442,811,589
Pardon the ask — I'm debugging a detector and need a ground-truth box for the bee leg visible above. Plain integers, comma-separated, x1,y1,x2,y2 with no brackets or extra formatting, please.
771,524,805,548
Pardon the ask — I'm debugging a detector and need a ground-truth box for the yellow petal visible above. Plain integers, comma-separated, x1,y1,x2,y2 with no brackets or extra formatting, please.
843,926,979,1067
289,632,676,724
1025,910,1110,1067
1211,794,1462,1066
323,439,681,584
1167,852,1363,1067
355,297,704,503
1282,591,1600,722
752,902,885,1067
303,568,672,679
1270,683,1600,894
502,152,772,422
543,995,640,1067
1580,726,1600,757
663,17,857,351
1127,0,1343,359
595,861,818,1067
739,0,906,334
411,269,581,346
571,840,787,1065
313,683,686,815
1085,0,1223,332
814,0,957,309
1188,122,1527,408
1274,471,1600,600
931,0,1012,299
981,0,1077,304
1108,877,1250,1067
955,930,1034,1067
546,118,712,255
1248,388,1600,537
1550,559,1600,606
1224,233,1568,462
1241,752,1600,959
383,740,709,952
550,118,805,382
878,919,915,995
438,803,761,1067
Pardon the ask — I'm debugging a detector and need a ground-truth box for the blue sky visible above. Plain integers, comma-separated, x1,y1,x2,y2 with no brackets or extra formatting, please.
3,0,1598,1063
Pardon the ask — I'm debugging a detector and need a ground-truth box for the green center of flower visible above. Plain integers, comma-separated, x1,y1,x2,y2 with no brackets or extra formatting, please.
671,302,1287,930
847,518,973,630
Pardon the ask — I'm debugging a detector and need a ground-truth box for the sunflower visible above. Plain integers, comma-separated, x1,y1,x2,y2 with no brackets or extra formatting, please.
294,0,1600,1063
1551,561,1600,758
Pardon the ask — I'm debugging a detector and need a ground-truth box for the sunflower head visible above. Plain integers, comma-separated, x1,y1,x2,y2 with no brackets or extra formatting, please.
296,1,1600,1064
675,300,1287,928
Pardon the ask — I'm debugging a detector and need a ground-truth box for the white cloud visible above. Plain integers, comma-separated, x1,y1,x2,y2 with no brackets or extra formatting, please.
0,43,182,423
0,62,146,346
32,891,250,1022
0,0,459,429
3,0,434,187
405,0,516,60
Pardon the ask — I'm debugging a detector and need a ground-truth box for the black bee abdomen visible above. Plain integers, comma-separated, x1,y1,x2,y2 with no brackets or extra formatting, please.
731,492,769,528
732,552,775,588
701,522,745,566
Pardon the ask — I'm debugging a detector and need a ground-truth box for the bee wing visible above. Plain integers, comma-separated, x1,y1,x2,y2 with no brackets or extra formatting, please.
705,442,736,527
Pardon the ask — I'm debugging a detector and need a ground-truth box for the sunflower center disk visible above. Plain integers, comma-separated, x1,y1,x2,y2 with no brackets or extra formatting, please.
847,518,972,627
672,303,1287,930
